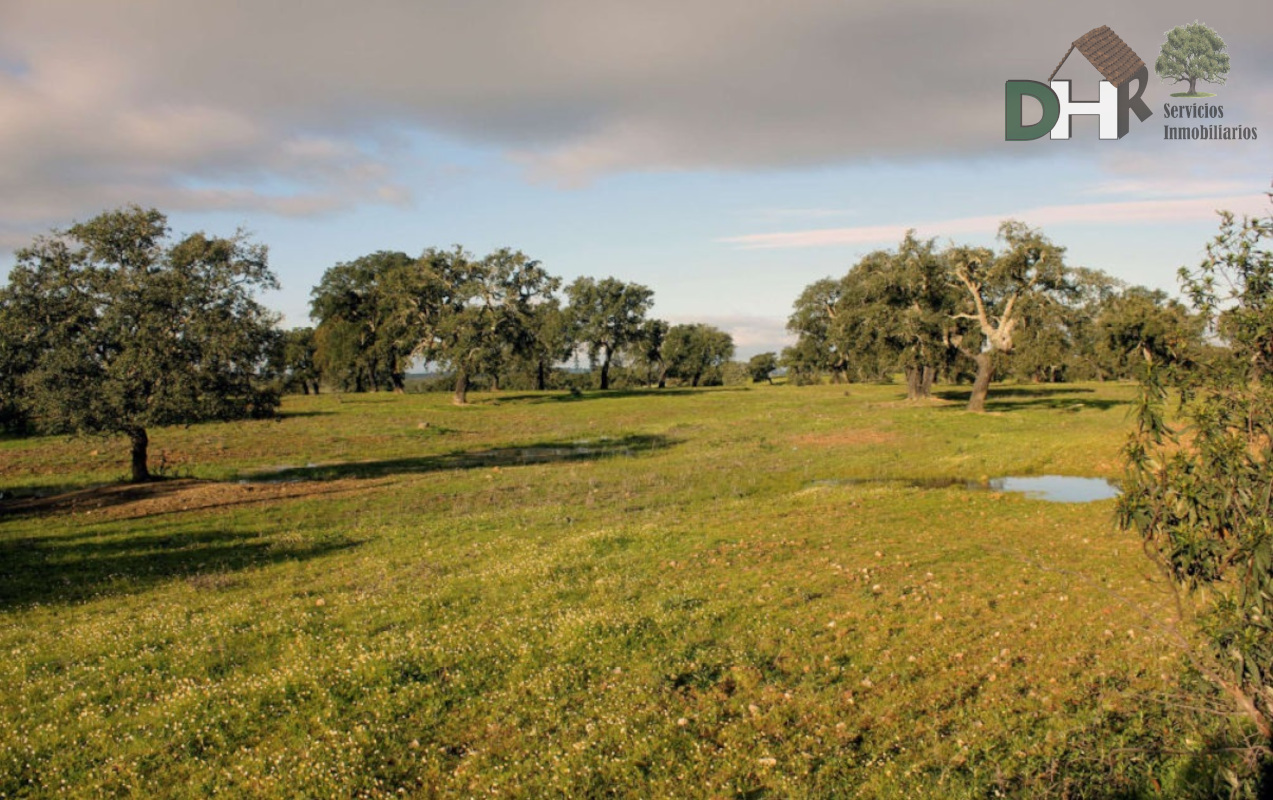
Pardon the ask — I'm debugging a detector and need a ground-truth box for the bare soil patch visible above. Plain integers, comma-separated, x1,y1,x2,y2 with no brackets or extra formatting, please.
0,477,370,522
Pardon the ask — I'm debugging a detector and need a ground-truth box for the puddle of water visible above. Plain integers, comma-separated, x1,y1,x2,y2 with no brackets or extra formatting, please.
806,475,1120,503
987,475,1120,503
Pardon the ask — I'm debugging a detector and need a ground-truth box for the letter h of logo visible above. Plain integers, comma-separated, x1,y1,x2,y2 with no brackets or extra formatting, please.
1048,80,1118,139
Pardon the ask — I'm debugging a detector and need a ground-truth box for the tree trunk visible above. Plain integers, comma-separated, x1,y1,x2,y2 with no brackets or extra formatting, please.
128,428,150,483
657,366,667,389
906,365,936,399
1188,76,1197,94
968,353,994,412
390,372,406,393
599,351,611,390
536,361,547,391
691,373,701,387
453,370,469,405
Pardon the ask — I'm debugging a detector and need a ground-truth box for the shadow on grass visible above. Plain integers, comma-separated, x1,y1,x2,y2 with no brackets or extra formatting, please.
275,410,337,419
1,481,113,506
934,386,1128,412
0,479,359,523
0,480,181,517
0,523,362,610
250,433,679,482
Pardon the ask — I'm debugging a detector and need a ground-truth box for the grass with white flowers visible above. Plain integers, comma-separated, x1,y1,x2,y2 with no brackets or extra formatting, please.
0,382,1240,797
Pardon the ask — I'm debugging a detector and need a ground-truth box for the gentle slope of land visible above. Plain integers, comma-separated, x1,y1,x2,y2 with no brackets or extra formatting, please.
0,383,1223,796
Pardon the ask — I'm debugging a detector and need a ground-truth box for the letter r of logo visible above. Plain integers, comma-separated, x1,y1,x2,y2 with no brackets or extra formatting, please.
1116,65,1153,138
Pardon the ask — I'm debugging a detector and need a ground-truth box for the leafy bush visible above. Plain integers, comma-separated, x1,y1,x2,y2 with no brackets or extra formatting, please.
1118,198,1273,788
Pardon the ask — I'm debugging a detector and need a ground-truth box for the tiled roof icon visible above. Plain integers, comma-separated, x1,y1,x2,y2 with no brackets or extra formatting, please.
1048,26,1146,88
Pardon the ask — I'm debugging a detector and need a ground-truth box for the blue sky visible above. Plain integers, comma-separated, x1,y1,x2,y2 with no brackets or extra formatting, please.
174,139,1267,355
2,1,1270,356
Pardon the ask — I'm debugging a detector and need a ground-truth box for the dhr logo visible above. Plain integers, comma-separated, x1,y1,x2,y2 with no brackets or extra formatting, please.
1005,26,1153,141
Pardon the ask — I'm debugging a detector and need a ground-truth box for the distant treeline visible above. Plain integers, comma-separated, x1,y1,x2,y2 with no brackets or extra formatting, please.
281,248,736,403
781,222,1204,410
0,206,1213,461
284,222,1205,410
0,208,741,476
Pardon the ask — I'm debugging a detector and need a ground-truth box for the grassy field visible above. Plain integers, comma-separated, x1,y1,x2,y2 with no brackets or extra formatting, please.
0,382,1234,797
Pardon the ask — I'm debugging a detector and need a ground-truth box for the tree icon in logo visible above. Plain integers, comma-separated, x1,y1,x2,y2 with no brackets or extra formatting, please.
1155,22,1230,97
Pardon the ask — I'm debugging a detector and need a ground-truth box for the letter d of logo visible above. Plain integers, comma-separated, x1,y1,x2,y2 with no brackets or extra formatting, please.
1005,81,1060,141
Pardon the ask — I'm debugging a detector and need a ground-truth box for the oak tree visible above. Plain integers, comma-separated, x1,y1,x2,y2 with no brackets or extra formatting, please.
785,278,848,383
947,221,1068,412
662,323,735,387
835,233,960,398
1155,22,1230,96
310,251,421,392
1,206,279,482
421,247,558,403
565,277,653,390
748,352,778,384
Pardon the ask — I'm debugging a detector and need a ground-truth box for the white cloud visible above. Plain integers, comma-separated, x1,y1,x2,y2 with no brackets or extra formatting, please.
0,0,1268,235
721,193,1273,250
666,313,794,358
1083,178,1257,198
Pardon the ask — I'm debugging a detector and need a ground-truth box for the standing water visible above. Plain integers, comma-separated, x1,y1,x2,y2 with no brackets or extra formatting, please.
988,475,1120,503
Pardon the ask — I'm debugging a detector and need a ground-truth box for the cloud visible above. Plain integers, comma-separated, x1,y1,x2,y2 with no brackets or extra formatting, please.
0,231,34,252
1083,178,1258,198
667,313,794,358
722,193,1273,249
0,16,412,244
0,0,1268,232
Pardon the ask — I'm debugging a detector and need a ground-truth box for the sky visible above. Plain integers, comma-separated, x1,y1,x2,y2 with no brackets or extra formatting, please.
1,0,1270,357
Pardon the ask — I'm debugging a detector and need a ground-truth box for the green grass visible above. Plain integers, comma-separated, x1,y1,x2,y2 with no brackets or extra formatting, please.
1169,92,1217,98
0,382,1242,797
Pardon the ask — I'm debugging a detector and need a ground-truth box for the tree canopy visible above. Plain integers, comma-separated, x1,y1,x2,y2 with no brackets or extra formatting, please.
662,323,735,387
786,223,1089,408
833,232,960,398
631,318,672,388
946,221,1070,411
748,352,778,384
423,247,560,404
0,206,280,481
784,278,848,384
1155,22,1230,95
565,277,654,390
309,250,423,392
305,249,734,398
1118,199,1273,769
273,327,322,395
